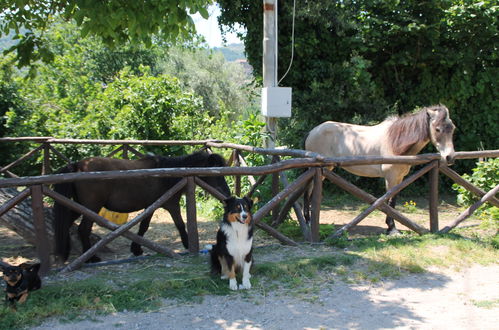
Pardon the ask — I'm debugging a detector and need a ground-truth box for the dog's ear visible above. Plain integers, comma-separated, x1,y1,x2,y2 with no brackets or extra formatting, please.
223,196,236,207
243,196,254,209
19,263,41,273
0,261,10,273
27,263,41,273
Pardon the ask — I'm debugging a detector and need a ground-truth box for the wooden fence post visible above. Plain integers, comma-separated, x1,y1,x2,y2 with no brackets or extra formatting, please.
234,150,241,196
186,176,199,253
271,156,280,225
30,185,51,276
42,143,51,175
310,168,323,242
429,160,439,232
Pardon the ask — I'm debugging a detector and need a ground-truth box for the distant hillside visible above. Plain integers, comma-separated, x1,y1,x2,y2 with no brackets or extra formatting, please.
0,32,18,52
212,43,245,62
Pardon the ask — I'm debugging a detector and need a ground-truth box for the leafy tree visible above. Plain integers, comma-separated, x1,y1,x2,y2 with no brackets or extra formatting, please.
158,47,258,119
0,0,212,74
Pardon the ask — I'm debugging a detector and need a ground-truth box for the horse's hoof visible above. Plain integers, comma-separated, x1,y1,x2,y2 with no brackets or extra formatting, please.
86,256,101,263
386,228,401,236
131,244,143,256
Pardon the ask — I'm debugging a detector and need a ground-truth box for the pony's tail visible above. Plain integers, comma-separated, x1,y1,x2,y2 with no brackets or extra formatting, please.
53,163,79,262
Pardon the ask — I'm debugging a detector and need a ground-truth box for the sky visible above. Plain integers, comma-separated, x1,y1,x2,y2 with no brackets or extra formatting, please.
191,5,243,47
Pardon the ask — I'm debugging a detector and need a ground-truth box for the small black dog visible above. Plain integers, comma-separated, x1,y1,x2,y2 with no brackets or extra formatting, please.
210,196,254,290
1,262,41,306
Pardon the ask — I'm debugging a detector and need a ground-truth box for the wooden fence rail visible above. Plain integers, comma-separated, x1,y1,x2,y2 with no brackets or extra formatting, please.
1,137,498,274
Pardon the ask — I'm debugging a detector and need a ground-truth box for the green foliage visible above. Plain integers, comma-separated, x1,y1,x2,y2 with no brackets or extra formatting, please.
158,47,258,119
0,19,262,175
453,158,499,226
0,0,212,72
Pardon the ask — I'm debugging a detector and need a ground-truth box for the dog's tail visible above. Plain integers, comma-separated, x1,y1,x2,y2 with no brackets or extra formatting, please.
53,162,80,262
208,244,222,275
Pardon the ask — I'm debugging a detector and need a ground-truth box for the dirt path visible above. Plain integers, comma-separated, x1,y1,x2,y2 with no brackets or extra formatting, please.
31,264,498,330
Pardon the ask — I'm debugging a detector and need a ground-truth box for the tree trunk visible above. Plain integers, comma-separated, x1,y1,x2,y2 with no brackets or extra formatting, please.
0,188,109,253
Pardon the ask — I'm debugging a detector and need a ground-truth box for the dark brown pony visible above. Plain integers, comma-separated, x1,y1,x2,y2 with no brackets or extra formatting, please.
53,151,231,262
305,105,456,234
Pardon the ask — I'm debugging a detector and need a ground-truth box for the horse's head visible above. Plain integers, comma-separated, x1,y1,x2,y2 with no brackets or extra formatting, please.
427,105,456,166
202,153,231,198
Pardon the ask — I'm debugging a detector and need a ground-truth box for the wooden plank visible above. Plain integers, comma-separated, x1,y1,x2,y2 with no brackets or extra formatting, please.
48,144,71,164
0,188,30,218
43,186,181,260
42,143,51,175
440,184,499,233
271,156,280,225
0,156,451,189
105,145,124,158
247,174,268,198
186,177,199,254
234,150,241,196
323,171,426,233
0,144,44,174
330,163,435,238
255,221,298,246
310,168,322,242
274,172,311,241
429,161,439,232
440,166,499,208
60,179,187,272
30,185,51,276
194,177,227,201
253,169,315,223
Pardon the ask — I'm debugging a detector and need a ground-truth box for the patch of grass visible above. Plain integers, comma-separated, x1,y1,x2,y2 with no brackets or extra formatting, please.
337,233,499,274
277,219,335,241
472,299,499,309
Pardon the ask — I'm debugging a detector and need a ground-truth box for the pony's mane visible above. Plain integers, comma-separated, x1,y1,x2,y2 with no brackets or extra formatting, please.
387,108,430,155
155,151,226,168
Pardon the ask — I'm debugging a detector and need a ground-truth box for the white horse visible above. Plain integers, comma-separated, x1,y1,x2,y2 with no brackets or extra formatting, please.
305,104,456,234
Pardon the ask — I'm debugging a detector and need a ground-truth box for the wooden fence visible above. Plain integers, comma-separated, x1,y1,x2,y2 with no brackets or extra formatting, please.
1,137,498,275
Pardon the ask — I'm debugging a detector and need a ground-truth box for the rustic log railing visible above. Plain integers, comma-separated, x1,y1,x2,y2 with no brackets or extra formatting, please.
1,137,498,274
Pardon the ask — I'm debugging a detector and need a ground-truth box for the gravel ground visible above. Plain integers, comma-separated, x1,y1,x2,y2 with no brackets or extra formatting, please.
31,264,499,330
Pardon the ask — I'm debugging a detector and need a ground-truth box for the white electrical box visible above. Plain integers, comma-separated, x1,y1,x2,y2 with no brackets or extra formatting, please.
261,87,292,118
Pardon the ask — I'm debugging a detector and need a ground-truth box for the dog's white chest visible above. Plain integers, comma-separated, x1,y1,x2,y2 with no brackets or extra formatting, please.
222,222,253,267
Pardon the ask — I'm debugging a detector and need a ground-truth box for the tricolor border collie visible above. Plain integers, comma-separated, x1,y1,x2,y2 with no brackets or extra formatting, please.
210,196,254,290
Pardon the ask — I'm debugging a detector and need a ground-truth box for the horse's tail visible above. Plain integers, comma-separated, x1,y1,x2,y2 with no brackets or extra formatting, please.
53,162,80,262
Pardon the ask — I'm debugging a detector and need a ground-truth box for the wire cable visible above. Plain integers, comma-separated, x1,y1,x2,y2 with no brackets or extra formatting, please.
278,0,296,85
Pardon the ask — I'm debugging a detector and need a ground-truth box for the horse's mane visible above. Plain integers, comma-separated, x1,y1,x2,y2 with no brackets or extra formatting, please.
155,151,226,168
387,108,430,155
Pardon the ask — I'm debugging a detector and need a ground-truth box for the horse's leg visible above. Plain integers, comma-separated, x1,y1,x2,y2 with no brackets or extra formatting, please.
165,202,189,250
77,216,101,263
130,214,153,256
385,195,400,235
383,166,406,235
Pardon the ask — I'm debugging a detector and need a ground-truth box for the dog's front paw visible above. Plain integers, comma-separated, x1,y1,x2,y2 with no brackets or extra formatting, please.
220,274,229,280
239,280,251,290
229,278,238,291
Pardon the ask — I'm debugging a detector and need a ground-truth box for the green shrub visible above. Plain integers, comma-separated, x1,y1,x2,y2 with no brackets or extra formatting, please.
453,158,499,225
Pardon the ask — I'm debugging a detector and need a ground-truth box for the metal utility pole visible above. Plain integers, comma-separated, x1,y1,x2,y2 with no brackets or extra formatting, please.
263,0,278,149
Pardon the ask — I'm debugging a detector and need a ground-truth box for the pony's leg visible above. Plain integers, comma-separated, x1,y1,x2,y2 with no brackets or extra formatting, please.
385,196,400,235
383,168,405,235
130,214,153,256
77,216,101,263
165,204,189,249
